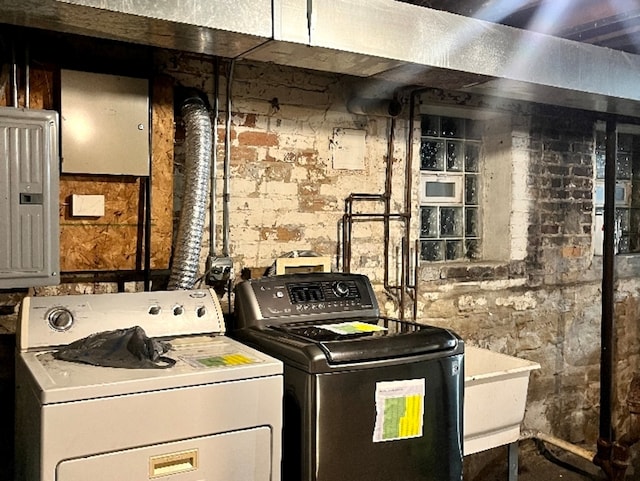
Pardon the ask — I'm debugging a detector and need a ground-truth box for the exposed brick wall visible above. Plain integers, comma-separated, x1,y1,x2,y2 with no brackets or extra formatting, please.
3,45,640,478
526,106,596,285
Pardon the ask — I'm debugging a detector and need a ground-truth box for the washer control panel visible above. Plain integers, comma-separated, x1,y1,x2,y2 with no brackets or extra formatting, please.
19,289,224,351
234,273,380,328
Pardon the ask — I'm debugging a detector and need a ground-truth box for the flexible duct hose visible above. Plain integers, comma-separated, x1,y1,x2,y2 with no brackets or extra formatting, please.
168,96,212,290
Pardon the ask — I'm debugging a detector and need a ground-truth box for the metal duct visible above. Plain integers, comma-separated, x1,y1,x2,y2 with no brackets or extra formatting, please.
3,1,640,116
168,96,212,290
347,98,402,117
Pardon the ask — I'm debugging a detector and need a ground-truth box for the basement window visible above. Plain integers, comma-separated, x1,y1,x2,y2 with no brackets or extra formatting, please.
418,115,482,261
594,124,640,255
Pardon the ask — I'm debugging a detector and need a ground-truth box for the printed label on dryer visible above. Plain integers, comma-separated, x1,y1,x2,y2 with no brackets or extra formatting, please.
195,353,256,367
373,378,425,443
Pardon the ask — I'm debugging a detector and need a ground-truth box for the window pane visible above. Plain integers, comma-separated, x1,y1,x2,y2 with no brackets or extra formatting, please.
466,240,480,260
595,130,606,151
441,117,464,138
633,181,640,206
616,208,630,254
616,208,630,231
421,116,439,136
466,119,482,140
446,240,463,260
629,208,640,253
619,133,633,152
465,143,480,172
420,140,444,170
421,240,444,261
418,113,484,263
619,235,630,253
447,141,463,171
465,175,478,205
595,151,605,179
420,207,438,238
617,153,631,179
465,207,479,236
633,153,640,180
440,207,463,237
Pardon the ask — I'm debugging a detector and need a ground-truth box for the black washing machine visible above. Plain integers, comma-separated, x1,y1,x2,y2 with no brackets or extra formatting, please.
232,272,463,481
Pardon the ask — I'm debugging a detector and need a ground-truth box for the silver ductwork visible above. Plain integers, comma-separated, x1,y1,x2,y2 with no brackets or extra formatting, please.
168,96,212,290
2,0,640,114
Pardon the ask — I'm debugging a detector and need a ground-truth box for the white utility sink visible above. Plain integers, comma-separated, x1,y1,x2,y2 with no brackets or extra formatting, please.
464,346,541,455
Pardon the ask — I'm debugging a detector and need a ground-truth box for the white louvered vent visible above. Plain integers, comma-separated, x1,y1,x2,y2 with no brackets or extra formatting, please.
0,107,59,288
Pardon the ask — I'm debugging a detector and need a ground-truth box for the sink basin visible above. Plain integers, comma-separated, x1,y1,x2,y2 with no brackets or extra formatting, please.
463,346,540,455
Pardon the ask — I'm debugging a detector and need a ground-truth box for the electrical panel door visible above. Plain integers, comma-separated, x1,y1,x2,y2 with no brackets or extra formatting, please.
0,107,59,288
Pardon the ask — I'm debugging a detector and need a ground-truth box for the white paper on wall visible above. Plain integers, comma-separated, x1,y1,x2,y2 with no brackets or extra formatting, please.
331,128,366,170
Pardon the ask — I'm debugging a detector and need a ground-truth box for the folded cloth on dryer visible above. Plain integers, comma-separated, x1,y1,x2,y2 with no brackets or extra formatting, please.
54,326,175,369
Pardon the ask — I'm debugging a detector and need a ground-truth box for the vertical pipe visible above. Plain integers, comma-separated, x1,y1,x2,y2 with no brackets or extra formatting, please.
10,40,18,108
600,118,617,444
210,57,219,256
24,41,29,109
383,117,395,290
143,78,153,291
222,60,235,257
143,177,152,290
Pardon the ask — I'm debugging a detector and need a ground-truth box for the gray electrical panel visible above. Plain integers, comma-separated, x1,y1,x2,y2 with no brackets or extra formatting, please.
60,69,150,176
0,107,60,288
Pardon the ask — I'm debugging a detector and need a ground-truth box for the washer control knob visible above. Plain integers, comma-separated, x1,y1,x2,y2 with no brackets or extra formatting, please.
173,305,184,316
332,281,350,298
47,308,74,331
197,306,207,317
148,305,161,315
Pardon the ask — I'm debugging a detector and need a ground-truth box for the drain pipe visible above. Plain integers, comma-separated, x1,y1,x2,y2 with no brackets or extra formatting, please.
520,430,597,462
593,118,619,479
168,92,212,290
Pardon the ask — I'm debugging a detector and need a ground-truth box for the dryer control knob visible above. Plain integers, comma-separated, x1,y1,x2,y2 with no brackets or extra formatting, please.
48,308,74,331
332,281,350,298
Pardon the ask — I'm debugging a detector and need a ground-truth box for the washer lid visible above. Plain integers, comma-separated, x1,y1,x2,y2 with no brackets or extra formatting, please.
19,336,282,404
277,318,461,364
236,318,463,373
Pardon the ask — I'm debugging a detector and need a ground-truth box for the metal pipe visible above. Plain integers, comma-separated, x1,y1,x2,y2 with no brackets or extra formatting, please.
520,429,597,462
383,117,394,291
593,118,619,480
10,40,18,107
168,95,212,290
601,119,617,442
594,372,640,481
347,98,402,118
210,57,219,257
143,79,153,291
222,59,235,257
24,41,29,109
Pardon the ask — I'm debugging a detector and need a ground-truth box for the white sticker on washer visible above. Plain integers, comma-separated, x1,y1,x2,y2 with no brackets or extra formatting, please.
373,378,425,443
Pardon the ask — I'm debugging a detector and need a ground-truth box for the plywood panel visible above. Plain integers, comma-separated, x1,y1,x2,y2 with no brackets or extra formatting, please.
59,175,143,271
150,76,174,270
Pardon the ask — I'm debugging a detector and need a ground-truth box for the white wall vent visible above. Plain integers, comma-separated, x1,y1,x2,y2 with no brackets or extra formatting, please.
0,107,59,288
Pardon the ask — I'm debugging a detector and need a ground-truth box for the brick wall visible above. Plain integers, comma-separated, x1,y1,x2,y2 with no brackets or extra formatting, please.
3,46,640,478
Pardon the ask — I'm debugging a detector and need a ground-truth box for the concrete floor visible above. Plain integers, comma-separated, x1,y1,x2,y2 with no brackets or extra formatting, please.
464,441,608,481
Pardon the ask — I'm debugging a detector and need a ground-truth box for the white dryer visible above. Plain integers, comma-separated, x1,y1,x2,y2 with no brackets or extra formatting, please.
15,288,283,481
